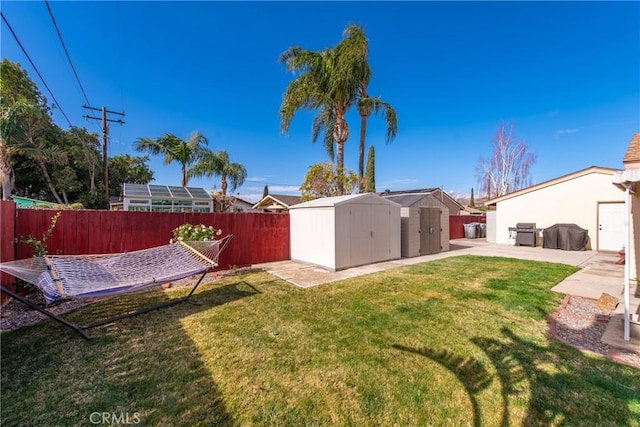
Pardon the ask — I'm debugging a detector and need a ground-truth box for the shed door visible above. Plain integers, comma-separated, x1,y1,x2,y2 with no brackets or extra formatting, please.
419,208,441,255
598,202,625,252
349,204,372,267
371,205,391,263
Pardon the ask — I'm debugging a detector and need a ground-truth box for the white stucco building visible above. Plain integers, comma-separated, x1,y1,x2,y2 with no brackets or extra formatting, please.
484,166,624,251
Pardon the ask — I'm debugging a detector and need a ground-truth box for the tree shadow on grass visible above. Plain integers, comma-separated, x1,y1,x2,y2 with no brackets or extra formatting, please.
0,276,262,427
391,344,493,427
394,327,640,426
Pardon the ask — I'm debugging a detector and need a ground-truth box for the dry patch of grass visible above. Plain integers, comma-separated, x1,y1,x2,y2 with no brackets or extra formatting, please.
1,256,639,426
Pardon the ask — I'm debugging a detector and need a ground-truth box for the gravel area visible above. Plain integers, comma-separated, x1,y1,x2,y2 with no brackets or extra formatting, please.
2,275,639,369
550,295,640,368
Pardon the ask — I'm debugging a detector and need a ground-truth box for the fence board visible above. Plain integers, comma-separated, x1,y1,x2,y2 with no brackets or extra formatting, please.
1,201,16,304
75,210,91,254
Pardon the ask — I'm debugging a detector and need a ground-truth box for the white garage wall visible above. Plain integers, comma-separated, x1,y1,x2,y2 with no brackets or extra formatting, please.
486,210,497,243
494,171,623,248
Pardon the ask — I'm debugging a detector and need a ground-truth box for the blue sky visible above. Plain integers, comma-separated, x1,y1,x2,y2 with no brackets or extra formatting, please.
2,1,638,203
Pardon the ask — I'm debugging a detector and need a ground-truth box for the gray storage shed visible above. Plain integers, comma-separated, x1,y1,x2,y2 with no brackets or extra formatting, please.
382,193,450,257
289,193,401,271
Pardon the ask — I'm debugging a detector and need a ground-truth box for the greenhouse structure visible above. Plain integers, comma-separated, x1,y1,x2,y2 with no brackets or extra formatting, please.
122,183,213,212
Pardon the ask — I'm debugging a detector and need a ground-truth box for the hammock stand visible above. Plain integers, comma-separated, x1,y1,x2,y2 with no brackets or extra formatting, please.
0,235,233,340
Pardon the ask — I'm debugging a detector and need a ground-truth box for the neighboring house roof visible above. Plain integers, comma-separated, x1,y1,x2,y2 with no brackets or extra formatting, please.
11,196,62,209
462,205,484,214
380,188,464,210
484,166,622,206
233,197,254,207
252,194,302,211
622,133,640,165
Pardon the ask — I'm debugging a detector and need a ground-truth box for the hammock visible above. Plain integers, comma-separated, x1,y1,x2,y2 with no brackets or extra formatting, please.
0,235,233,339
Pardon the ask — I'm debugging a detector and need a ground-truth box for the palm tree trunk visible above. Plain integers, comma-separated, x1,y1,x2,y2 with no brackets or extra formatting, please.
333,113,349,196
358,114,369,193
221,174,228,196
0,142,13,200
0,158,13,200
181,164,187,187
36,160,64,204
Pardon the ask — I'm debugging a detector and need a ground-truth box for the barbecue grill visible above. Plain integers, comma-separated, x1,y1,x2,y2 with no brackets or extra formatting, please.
508,223,541,247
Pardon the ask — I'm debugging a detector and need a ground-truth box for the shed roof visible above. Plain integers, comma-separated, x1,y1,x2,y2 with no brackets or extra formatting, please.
290,193,400,209
380,188,463,210
382,193,442,207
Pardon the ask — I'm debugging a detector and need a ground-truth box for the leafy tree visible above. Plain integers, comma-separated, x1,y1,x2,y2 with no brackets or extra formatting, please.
476,121,536,198
0,59,47,106
108,154,154,196
364,145,376,192
263,185,269,198
188,150,247,195
299,162,357,202
279,25,368,195
66,126,101,194
1,59,118,208
134,131,208,187
3,101,67,203
0,60,57,200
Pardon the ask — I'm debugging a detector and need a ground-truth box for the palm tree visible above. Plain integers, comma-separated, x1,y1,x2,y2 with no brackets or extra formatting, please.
356,94,397,192
279,25,368,195
188,150,247,195
336,25,398,193
134,131,208,187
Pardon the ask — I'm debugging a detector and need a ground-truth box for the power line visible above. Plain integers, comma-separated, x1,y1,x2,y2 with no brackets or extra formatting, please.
44,0,92,107
0,11,73,127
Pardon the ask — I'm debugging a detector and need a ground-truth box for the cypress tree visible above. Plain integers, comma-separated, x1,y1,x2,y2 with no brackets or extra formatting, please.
365,146,375,193
470,188,475,207
263,185,269,198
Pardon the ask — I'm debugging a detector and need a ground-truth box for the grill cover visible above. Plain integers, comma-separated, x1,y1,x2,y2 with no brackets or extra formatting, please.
543,223,589,251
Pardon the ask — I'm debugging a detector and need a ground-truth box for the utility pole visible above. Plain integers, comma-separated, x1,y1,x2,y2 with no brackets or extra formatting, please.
83,105,125,209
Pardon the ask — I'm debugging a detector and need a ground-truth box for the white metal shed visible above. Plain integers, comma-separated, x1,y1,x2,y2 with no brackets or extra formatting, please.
289,193,401,271
382,193,450,257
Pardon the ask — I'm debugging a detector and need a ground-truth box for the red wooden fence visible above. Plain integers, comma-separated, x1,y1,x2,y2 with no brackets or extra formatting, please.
1,201,16,305
449,215,486,239
1,203,290,304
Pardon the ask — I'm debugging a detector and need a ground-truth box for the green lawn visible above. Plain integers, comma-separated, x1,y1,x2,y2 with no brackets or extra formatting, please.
1,255,639,426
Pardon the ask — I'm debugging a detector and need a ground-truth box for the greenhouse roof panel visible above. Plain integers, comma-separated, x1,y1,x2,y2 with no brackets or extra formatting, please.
149,185,171,197
186,187,210,199
123,183,150,197
123,183,211,200
168,186,190,198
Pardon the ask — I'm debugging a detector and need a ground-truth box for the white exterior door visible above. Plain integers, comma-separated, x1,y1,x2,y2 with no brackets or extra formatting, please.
598,202,625,251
